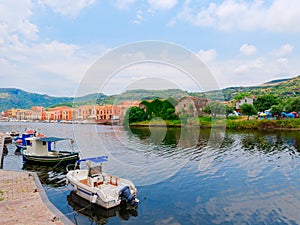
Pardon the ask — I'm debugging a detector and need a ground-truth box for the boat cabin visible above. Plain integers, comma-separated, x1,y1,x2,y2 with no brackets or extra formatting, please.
24,136,67,156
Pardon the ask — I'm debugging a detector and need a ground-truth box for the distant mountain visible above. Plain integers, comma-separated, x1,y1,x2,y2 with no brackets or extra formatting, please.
1,76,299,111
192,75,300,101
0,88,105,111
102,89,189,105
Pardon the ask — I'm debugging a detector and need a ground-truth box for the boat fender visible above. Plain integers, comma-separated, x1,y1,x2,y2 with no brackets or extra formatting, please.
91,193,98,203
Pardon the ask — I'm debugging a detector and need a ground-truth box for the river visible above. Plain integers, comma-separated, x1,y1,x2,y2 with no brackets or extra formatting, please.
1,121,300,225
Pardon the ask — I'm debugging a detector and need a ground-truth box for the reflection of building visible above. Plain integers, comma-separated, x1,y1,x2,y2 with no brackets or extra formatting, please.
175,97,209,117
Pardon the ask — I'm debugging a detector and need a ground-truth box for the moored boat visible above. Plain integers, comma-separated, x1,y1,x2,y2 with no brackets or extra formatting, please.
6,131,21,137
21,136,79,165
14,129,43,152
66,156,139,209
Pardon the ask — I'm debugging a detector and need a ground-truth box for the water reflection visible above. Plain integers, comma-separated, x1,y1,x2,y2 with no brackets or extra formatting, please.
22,163,68,188
2,122,300,224
67,191,138,225
128,126,300,158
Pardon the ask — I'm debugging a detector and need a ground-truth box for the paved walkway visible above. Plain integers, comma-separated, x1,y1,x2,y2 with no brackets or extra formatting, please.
0,169,73,225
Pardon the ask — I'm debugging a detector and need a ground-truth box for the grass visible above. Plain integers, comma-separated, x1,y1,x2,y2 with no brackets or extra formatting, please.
129,116,300,130
0,189,4,201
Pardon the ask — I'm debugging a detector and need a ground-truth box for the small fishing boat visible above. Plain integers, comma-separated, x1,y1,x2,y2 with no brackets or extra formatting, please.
6,131,21,137
66,156,139,209
14,129,43,152
21,136,79,165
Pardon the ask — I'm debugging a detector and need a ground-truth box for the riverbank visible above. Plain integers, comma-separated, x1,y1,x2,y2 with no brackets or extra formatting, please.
129,116,300,130
0,169,73,225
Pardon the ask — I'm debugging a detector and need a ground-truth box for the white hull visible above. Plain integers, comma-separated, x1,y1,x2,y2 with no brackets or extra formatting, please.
66,169,138,209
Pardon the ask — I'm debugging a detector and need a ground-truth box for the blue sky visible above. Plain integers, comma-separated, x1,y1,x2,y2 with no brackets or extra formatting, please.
1,0,299,96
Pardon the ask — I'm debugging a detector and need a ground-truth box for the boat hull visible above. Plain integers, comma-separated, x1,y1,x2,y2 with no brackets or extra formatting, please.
66,169,138,209
22,151,79,165
68,178,121,209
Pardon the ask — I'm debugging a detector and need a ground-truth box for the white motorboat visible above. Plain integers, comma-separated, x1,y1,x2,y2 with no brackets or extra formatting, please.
66,156,139,209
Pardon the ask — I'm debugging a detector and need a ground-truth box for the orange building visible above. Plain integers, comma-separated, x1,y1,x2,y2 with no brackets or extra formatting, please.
95,105,121,121
47,106,73,121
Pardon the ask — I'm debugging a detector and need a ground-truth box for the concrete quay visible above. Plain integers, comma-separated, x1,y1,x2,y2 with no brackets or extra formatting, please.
0,132,8,168
0,169,73,225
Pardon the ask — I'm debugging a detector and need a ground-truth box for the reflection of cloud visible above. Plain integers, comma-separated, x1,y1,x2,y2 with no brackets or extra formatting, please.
201,189,300,224
154,216,180,225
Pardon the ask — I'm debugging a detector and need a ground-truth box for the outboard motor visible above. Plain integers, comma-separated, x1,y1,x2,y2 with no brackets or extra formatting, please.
119,186,138,207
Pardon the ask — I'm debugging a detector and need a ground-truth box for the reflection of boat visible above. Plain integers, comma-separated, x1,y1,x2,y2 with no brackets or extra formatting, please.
21,136,79,165
66,156,139,209
67,191,138,224
22,163,68,188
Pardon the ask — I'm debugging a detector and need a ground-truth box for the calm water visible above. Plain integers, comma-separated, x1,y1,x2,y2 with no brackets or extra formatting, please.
1,121,300,225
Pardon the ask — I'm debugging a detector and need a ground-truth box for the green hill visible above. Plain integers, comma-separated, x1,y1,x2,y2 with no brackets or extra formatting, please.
0,88,106,111
192,75,300,101
1,75,299,112
101,89,189,105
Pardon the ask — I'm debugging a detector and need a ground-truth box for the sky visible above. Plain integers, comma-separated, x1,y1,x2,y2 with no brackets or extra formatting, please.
1,0,300,97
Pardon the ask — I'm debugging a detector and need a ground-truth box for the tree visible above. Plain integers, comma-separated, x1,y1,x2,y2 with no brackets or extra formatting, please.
240,104,257,120
203,105,211,115
253,94,281,112
270,104,284,119
285,97,300,112
123,107,147,125
203,101,225,117
225,105,234,118
234,93,250,101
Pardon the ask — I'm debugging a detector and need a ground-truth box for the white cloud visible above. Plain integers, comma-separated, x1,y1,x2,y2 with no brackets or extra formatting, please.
198,49,217,63
38,0,95,18
204,43,300,89
234,58,263,74
0,0,38,42
271,44,294,57
18,19,39,40
277,57,288,65
132,9,144,24
176,0,300,33
148,0,178,10
113,0,136,9
240,44,257,56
